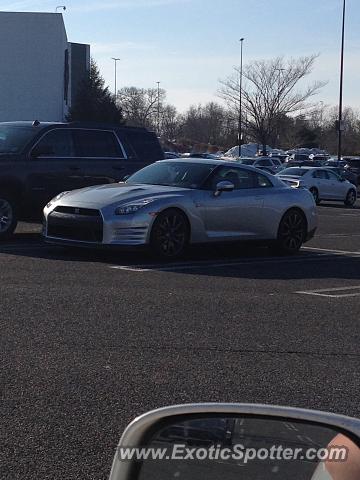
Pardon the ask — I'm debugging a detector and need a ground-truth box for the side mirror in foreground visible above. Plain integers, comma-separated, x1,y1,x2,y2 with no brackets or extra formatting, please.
214,180,234,197
109,404,360,480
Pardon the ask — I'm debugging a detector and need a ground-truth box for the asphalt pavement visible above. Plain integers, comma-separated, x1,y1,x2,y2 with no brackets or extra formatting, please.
1,201,360,479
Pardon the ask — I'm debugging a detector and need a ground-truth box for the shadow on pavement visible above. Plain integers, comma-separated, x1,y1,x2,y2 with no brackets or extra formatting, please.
1,231,360,281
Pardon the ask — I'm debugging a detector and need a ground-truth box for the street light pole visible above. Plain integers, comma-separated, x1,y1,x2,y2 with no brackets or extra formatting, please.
156,81,161,135
238,38,244,158
111,58,120,101
275,68,285,147
338,0,346,161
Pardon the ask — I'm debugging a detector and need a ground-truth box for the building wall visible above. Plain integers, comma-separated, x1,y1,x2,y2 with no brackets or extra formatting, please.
0,12,69,122
68,43,91,111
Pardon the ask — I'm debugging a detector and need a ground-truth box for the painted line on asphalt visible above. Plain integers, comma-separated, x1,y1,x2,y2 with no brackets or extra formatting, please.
296,285,360,298
303,246,360,256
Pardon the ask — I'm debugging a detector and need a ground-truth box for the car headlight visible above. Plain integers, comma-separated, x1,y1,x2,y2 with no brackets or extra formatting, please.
115,199,155,215
46,191,70,208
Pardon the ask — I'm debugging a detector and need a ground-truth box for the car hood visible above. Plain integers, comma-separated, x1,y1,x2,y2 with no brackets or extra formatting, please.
57,183,192,208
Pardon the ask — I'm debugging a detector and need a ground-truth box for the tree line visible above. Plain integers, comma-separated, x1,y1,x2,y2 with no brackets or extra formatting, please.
67,57,360,156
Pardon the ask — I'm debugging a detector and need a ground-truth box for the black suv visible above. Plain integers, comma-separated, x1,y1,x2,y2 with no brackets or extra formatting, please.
0,121,164,239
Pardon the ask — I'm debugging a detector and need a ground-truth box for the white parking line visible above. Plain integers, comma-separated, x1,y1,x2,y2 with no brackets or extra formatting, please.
296,285,360,298
303,246,360,256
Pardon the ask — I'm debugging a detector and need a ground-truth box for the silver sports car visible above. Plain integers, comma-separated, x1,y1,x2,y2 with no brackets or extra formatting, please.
43,159,317,258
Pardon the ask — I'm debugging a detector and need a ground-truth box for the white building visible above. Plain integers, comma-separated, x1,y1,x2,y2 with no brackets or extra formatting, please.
0,12,90,122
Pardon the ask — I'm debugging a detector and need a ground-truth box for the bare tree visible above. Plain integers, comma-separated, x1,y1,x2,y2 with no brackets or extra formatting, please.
117,86,166,130
218,55,327,153
161,104,180,141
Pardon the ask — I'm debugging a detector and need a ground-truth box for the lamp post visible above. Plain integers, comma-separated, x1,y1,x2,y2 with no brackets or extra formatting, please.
238,38,244,158
156,81,161,135
275,68,285,147
337,0,346,162
112,58,120,101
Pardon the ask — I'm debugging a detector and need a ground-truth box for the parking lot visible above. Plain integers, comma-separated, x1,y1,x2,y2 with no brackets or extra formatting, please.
1,201,360,479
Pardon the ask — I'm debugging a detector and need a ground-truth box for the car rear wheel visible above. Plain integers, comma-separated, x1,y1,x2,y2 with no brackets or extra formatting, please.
275,209,307,254
309,187,320,205
0,195,18,240
150,208,189,259
344,189,357,207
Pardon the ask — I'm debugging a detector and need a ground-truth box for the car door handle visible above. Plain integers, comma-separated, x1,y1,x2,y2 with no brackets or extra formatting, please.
112,166,126,171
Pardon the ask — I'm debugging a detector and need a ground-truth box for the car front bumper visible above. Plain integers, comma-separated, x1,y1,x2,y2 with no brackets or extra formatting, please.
43,206,153,247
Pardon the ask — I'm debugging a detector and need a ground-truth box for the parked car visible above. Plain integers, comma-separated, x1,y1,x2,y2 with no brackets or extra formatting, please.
164,151,180,159
324,166,358,187
0,121,164,239
276,167,357,206
324,159,347,168
237,156,283,174
181,153,219,159
43,159,317,258
344,157,360,184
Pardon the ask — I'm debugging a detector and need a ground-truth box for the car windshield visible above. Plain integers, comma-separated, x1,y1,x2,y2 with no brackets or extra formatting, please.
126,161,217,188
277,168,309,176
0,126,37,153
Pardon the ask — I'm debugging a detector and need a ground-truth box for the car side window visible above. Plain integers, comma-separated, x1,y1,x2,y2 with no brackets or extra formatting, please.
73,130,125,158
207,167,255,190
327,170,340,181
33,129,75,157
312,170,328,179
254,172,273,188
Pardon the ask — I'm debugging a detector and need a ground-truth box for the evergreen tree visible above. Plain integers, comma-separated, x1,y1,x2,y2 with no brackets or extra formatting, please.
67,59,124,124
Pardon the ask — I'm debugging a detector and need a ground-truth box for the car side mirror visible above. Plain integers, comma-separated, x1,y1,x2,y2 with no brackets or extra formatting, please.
109,403,360,480
30,145,54,158
214,180,234,197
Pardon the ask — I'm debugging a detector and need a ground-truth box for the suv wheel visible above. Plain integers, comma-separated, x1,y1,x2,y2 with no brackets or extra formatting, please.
0,195,18,240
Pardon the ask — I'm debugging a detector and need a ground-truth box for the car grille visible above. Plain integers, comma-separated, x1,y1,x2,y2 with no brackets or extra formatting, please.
47,209,103,243
54,206,101,216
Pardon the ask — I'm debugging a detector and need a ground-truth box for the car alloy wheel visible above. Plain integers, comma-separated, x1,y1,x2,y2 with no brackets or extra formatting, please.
150,208,189,258
309,187,320,205
0,197,16,238
345,189,356,206
277,209,306,254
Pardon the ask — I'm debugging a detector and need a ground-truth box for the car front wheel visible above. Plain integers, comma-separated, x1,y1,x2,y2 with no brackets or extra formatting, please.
150,208,189,259
0,195,18,240
275,209,307,254
344,189,357,207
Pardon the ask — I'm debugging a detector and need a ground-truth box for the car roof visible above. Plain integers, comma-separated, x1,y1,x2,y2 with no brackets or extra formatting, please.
0,121,152,132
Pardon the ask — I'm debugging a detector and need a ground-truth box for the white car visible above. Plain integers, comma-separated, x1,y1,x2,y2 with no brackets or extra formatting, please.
276,167,357,206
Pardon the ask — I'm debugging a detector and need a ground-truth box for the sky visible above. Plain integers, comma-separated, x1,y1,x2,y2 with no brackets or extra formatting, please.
2,0,360,112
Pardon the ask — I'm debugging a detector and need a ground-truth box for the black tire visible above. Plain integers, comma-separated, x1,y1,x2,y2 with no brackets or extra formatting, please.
309,187,320,205
150,208,189,259
344,189,357,207
275,209,307,254
0,194,18,240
